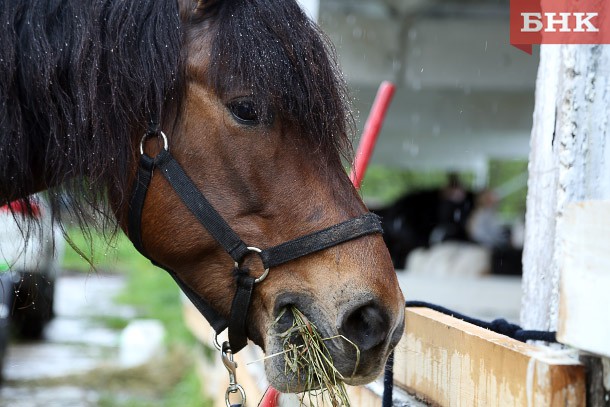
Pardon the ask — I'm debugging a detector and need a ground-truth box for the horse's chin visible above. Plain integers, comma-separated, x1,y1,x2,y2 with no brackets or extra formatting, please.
263,354,382,393
263,360,322,393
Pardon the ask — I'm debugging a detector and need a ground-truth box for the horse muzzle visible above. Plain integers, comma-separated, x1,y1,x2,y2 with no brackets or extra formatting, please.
265,291,405,392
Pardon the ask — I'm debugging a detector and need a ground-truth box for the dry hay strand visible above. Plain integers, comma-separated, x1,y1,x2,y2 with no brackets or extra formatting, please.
272,307,360,406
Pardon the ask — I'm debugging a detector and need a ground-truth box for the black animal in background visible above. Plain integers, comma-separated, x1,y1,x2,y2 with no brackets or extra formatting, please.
376,176,476,270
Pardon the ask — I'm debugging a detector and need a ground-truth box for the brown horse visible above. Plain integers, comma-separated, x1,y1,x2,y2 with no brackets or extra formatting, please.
0,0,404,392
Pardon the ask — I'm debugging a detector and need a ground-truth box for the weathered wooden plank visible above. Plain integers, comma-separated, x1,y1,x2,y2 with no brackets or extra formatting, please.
558,201,610,358
345,383,382,407
394,308,586,406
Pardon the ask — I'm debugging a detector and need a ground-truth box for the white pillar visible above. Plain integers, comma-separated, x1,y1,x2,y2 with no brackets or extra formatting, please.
296,0,319,22
521,44,610,330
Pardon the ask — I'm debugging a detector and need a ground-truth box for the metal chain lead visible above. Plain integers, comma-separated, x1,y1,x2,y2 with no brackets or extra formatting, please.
221,341,247,407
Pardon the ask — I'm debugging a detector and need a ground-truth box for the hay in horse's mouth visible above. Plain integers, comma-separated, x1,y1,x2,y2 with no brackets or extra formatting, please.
267,307,359,406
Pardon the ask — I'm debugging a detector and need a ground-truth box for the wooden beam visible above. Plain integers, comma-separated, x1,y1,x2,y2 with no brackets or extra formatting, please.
345,384,384,407
558,201,610,358
394,308,586,406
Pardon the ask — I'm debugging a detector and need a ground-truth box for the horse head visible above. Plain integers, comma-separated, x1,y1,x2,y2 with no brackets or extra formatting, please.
0,0,404,393
119,0,405,391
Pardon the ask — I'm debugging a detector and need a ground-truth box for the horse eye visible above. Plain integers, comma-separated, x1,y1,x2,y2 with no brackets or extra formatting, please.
228,99,259,125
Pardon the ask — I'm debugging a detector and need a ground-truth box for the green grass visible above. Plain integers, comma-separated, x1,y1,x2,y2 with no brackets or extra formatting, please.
359,166,445,205
96,365,205,407
62,228,195,343
61,227,210,406
62,228,151,273
488,159,528,220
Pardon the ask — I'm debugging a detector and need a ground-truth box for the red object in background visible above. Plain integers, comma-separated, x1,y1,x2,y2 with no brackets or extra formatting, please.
259,387,280,407
349,81,396,189
0,199,41,217
260,81,395,407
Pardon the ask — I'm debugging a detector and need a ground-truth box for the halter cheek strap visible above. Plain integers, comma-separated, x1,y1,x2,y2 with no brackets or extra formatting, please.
128,131,383,352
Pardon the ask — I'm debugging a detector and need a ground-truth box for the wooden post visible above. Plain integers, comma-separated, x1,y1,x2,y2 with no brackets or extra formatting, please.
394,308,586,406
520,45,561,331
522,44,610,398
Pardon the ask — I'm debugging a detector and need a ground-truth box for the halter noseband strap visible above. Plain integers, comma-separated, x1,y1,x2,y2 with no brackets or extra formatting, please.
128,131,383,352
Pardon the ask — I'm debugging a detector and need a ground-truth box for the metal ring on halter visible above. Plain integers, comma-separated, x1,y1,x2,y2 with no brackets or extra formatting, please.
213,333,222,351
225,383,246,407
234,246,270,284
139,130,169,155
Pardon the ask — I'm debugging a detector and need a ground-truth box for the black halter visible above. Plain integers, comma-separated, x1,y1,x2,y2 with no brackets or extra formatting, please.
128,130,383,352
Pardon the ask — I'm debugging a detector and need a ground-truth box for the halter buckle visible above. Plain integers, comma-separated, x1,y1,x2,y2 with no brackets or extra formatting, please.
234,246,270,284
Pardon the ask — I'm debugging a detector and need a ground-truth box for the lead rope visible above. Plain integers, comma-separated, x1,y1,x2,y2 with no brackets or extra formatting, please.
381,301,558,407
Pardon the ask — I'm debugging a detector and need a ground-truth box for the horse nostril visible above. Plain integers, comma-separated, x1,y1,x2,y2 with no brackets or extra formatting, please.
274,306,297,334
339,303,391,352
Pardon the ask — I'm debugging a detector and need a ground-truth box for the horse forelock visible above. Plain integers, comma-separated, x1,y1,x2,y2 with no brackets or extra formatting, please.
0,0,183,229
1,0,354,231
201,0,354,163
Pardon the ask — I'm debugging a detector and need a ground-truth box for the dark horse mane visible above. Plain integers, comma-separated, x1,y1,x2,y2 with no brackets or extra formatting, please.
0,0,352,230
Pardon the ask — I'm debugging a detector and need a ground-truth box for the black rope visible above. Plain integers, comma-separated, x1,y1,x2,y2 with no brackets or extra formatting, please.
382,351,394,407
404,301,557,343
381,301,557,407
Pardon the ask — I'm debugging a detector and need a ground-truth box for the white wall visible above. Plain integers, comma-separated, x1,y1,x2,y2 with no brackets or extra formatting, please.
297,0,319,21
522,44,610,330
320,8,539,172
351,86,534,172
